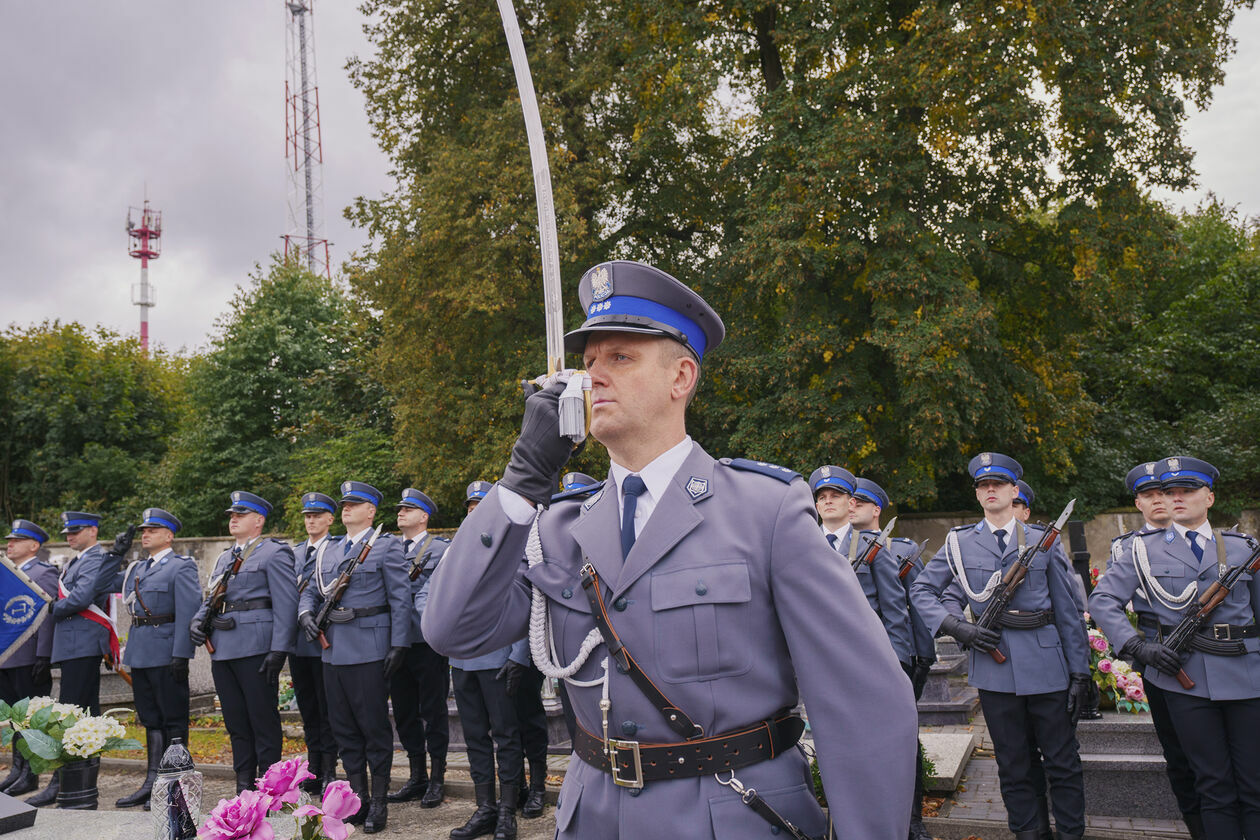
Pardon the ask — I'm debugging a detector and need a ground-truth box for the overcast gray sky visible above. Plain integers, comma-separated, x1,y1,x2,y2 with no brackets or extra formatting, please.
1,4,1257,354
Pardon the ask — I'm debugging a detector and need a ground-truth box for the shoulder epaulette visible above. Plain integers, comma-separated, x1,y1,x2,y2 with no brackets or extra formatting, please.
950,523,973,532
1110,530,1136,544
551,480,606,504
720,458,800,483
1136,528,1163,536
1221,529,1254,541
891,536,915,546
270,537,288,545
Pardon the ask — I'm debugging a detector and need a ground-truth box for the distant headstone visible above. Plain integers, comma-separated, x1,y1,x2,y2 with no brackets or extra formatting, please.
0,792,36,834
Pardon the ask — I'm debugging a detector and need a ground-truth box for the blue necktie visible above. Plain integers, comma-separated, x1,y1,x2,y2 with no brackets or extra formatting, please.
994,529,1007,554
621,475,647,559
1188,531,1204,564
344,539,355,557
826,533,838,550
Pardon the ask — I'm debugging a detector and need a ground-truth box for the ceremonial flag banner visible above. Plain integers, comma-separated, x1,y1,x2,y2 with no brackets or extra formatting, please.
0,557,52,668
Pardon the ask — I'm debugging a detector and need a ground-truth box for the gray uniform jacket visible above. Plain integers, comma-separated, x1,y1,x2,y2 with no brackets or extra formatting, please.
293,536,341,658
5,559,58,667
122,552,202,668
891,538,937,661
298,532,410,666
1089,527,1260,701
833,527,914,665
51,544,114,663
423,445,918,840
405,533,449,646
191,538,298,661
911,520,1090,695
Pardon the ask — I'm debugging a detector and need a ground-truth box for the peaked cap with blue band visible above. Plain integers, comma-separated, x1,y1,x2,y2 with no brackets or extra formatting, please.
340,481,383,507
1157,456,1218,489
466,481,491,503
301,492,338,514
140,508,182,533
1015,480,1035,508
396,488,437,517
1125,462,1164,495
60,511,102,533
561,472,598,492
563,261,725,362
808,465,856,497
853,478,889,510
6,519,49,543
225,491,273,517
968,452,1022,485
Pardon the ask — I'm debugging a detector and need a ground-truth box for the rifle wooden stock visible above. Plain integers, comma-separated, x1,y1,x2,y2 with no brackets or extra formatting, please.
979,516,1067,664
897,541,930,580
313,527,382,650
199,546,252,654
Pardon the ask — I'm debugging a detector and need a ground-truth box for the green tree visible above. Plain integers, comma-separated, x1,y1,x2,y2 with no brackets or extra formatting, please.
147,258,394,535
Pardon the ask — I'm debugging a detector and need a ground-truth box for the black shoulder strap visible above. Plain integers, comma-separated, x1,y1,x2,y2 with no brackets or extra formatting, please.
578,563,703,740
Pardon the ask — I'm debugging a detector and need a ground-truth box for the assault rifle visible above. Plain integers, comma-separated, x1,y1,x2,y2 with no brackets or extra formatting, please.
196,540,260,654
1163,534,1260,690
897,539,931,581
313,524,383,650
851,517,897,571
407,534,437,582
976,499,1075,664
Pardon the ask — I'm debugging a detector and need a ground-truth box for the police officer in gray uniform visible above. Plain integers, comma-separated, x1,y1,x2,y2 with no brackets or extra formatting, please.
298,481,409,834
388,487,451,809
812,468,914,670
0,520,58,796
911,453,1090,840
291,492,341,794
1090,457,1259,840
1104,461,1202,839
189,492,297,793
423,260,917,839
115,508,202,809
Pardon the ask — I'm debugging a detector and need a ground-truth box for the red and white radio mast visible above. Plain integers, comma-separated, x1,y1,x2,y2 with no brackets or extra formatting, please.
283,0,331,277
127,199,162,354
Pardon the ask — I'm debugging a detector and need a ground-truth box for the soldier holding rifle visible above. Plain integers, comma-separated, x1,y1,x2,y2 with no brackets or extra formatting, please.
297,481,409,834
911,452,1090,840
424,261,917,839
1090,457,1260,840
189,492,296,793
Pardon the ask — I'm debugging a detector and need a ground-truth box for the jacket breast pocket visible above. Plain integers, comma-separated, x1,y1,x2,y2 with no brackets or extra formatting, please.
964,557,999,594
1150,561,1187,581
651,562,752,683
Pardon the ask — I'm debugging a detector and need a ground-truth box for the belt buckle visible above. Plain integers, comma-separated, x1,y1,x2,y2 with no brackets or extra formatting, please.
1213,623,1231,641
607,739,644,789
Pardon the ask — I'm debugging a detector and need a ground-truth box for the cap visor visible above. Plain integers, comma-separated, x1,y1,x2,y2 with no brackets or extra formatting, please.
563,323,671,355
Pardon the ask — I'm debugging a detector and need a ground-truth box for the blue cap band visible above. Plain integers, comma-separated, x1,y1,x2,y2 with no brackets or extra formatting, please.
813,476,854,493
1161,469,1214,487
407,498,434,515
1016,491,1030,506
64,518,98,529
233,499,269,516
1131,475,1160,491
11,527,45,542
586,295,708,359
343,490,381,506
144,516,180,532
303,499,336,513
468,490,487,499
973,465,1018,484
853,489,882,505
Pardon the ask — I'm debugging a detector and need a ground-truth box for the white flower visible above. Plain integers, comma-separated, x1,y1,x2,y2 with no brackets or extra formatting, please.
61,715,126,758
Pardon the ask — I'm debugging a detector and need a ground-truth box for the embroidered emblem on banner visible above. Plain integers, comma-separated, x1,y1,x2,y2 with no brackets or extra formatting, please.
2,596,35,626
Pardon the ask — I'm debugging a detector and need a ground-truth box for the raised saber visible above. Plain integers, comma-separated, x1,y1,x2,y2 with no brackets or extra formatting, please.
496,0,590,442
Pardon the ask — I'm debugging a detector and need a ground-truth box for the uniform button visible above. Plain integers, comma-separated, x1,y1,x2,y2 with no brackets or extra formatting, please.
628,788,641,797
561,588,573,599
614,597,628,611
695,582,708,596
480,533,492,547
621,720,637,736
770,826,780,835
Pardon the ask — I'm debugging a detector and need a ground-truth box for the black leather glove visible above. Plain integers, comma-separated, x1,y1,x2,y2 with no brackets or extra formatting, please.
259,651,287,683
495,660,526,697
500,379,577,508
1121,637,1184,675
169,657,190,681
189,619,207,647
911,657,933,700
109,525,137,558
899,659,915,681
299,612,321,644
1066,673,1092,726
383,647,407,678
941,615,1001,654
31,657,50,686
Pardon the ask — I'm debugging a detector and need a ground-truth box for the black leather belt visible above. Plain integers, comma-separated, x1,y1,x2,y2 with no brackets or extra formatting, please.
997,609,1056,629
222,598,272,613
573,714,804,787
1157,621,1257,655
132,614,174,627
327,604,390,624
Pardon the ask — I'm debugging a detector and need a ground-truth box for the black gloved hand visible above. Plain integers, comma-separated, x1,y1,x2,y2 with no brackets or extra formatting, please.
189,619,207,647
169,657,190,681
383,647,407,678
109,525,137,558
499,379,577,508
900,659,915,681
31,657,50,686
911,656,933,700
299,612,321,644
495,660,526,697
941,615,1001,654
259,651,287,683
1066,673,1092,726
1121,637,1184,675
